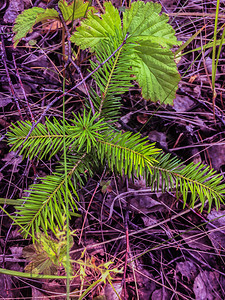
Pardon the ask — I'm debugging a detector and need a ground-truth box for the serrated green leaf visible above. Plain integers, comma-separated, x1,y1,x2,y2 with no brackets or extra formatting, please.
13,7,59,48
35,8,59,23
123,1,181,48
58,0,89,22
13,7,44,47
71,2,122,51
13,0,88,48
131,41,180,104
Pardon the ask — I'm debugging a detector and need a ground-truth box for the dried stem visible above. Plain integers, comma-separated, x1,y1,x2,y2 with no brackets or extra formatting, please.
12,54,35,123
1,31,23,120
55,5,95,115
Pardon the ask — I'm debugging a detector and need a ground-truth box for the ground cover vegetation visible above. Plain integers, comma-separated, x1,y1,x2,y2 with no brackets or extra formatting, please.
1,0,225,299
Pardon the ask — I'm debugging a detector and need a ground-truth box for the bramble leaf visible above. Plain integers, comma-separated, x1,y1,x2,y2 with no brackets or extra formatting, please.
13,7,58,48
70,2,122,51
58,0,89,22
122,1,181,103
131,41,180,103
13,0,88,48
123,1,181,48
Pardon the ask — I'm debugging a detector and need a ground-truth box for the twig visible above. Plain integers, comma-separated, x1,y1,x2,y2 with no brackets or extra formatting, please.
46,0,59,8
6,62,88,97
122,204,130,298
55,5,95,115
12,54,35,123
169,12,225,19
54,6,72,68
78,168,106,245
11,64,64,87
178,87,225,126
71,202,205,255
33,0,42,6
95,0,105,14
0,30,23,120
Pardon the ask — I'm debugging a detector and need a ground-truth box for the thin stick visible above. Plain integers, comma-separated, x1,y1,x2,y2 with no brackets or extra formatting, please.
55,5,95,115
46,0,59,8
211,0,220,124
178,87,225,126
33,0,42,6
169,12,225,19
78,167,106,245
122,207,130,298
1,32,23,120
12,54,35,123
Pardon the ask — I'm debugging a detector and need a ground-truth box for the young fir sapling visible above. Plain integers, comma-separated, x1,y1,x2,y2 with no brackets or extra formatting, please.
6,0,225,239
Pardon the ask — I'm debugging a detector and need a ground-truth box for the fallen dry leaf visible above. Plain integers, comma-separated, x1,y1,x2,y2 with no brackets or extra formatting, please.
173,95,194,112
3,0,24,23
179,230,211,251
193,270,220,300
189,74,198,83
207,210,225,254
176,260,198,282
151,288,171,300
104,283,122,300
2,151,23,172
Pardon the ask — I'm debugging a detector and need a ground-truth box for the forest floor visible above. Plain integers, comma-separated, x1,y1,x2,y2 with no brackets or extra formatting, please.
1,0,225,299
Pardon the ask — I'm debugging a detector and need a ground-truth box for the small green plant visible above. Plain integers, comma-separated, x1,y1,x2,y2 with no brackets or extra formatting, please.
23,219,75,275
71,1,181,106
75,256,123,299
13,0,89,48
4,0,225,292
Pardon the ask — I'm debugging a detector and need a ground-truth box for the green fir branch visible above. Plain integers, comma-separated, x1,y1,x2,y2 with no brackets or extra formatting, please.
88,34,134,120
6,111,107,159
147,153,225,211
98,131,161,177
15,153,88,237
